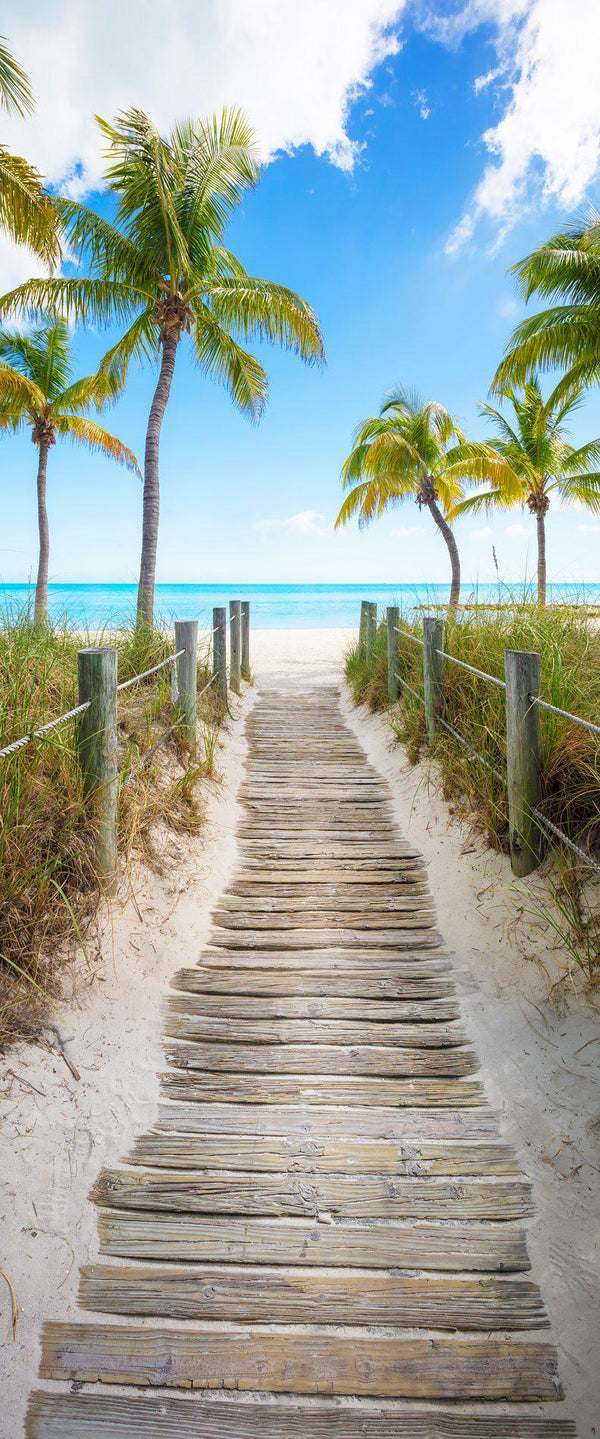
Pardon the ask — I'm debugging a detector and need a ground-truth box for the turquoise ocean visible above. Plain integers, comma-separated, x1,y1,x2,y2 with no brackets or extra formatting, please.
1,581,599,630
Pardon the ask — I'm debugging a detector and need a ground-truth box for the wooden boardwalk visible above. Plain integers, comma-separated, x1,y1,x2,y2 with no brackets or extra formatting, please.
27,684,573,1436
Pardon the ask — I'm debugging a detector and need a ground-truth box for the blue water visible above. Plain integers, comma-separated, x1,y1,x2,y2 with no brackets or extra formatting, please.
1,581,599,630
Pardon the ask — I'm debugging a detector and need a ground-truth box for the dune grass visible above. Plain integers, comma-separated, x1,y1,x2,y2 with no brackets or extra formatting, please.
346,604,600,983
0,609,225,1043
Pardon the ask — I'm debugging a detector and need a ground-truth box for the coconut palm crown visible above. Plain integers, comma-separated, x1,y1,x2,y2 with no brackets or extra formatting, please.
453,378,600,605
336,388,502,612
493,210,600,399
0,318,140,623
0,107,325,625
0,34,60,265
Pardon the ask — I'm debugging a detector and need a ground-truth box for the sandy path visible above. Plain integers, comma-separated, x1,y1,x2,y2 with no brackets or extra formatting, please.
1,627,598,1435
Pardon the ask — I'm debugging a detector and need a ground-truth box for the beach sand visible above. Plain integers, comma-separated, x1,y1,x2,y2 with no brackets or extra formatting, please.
1,627,598,1434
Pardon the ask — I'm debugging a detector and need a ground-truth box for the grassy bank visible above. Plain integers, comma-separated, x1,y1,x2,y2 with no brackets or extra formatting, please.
0,611,225,1044
346,606,600,982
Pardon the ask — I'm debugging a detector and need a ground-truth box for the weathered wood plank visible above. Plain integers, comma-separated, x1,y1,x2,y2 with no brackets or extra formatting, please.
163,1039,478,1077
129,1132,520,1175
167,989,460,1020
40,1323,562,1399
79,1264,547,1328
198,949,450,970
25,1392,577,1437
219,892,432,911
211,911,438,931
91,1168,531,1219
164,1013,466,1045
159,1071,485,1106
153,1102,502,1138
173,967,456,997
97,1212,531,1271
207,929,443,950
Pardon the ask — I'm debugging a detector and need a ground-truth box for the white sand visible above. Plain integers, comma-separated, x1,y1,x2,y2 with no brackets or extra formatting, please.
1,627,599,1435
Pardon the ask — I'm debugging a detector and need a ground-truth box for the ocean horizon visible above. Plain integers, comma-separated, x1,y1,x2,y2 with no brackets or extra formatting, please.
1,581,599,630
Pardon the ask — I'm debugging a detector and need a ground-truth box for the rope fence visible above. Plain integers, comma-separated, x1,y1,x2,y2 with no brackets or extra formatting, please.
373,602,599,879
0,601,250,885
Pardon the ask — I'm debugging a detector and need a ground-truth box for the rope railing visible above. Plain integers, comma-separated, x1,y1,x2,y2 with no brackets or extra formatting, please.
530,807,600,875
117,649,185,692
394,625,424,647
2,601,250,886
0,698,91,762
528,694,600,737
436,649,506,690
376,600,599,878
436,713,506,786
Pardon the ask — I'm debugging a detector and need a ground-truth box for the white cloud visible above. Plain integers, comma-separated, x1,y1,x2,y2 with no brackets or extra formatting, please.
505,521,528,536
442,0,600,250
253,510,328,541
497,295,519,320
2,2,404,194
469,525,493,538
577,523,600,533
391,524,427,536
410,88,431,120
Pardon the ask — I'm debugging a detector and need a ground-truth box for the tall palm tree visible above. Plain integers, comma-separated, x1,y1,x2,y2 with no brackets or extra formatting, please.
0,107,324,626
0,35,60,265
453,379,600,605
493,210,600,398
0,318,140,623
336,389,486,613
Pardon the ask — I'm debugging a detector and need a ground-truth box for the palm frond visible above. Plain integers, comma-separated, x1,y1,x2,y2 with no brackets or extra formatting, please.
0,146,60,266
96,311,158,393
554,473,600,512
98,109,190,284
192,301,268,418
56,415,141,475
0,275,146,328
55,197,153,285
204,276,324,365
175,107,259,251
0,36,33,117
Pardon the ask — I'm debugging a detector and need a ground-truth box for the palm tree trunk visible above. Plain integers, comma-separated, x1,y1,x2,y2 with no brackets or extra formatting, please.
426,495,461,614
536,510,547,606
137,328,179,628
34,440,50,626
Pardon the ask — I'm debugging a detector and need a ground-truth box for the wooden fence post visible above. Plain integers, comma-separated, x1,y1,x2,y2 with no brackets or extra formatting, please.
423,616,444,744
387,606,399,704
213,607,227,707
504,648,543,877
241,600,250,681
359,600,369,658
366,602,377,664
174,619,198,755
229,599,241,695
77,646,118,891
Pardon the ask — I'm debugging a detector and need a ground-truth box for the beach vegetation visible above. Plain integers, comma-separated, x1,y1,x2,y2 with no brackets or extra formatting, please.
0,318,140,623
0,106,324,628
346,603,600,982
0,35,60,266
452,379,600,606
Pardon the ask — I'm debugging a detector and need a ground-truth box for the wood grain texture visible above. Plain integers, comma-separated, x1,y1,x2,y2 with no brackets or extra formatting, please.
97,1212,531,1271
159,1071,485,1106
92,1167,532,1219
163,1039,478,1078
128,1132,519,1174
167,990,461,1020
40,1323,562,1399
79,1263,547,1328
173,967,456,997
25,1392,577,1438
153,1102,503,1138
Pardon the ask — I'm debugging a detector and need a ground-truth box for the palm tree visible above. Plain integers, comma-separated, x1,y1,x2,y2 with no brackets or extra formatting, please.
453,379,600,605
0,35,60,265
493,210,600,398
336,389,478,613
0,318,140,623
0,107,324,626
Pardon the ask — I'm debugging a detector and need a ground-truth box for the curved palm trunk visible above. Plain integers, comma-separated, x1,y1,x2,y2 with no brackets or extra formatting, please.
137,328,179,628
426,495,461,614
34,440,50,626
536,511,547,606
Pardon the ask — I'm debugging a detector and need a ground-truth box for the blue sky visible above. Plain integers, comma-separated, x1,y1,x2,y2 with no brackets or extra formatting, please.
1,0,599,588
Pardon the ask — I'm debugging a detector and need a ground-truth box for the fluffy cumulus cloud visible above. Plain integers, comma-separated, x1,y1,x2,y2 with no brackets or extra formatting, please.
442,0,600,251
0,0,404,287
253,510,329,541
